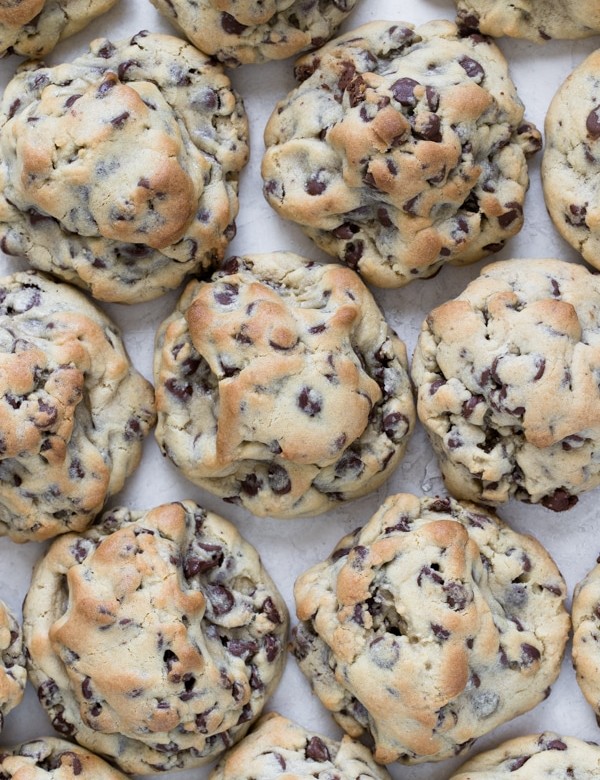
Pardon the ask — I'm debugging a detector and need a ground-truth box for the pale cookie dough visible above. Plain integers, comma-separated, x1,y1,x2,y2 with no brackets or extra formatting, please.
0,738,129,780
23,501,289,774
262,20,540,288
411,258,600,510
0,0,118,58
451,733,600,777
572,558,600,719
455,0,600,41
0,32,248,303
154,252,415,518
209,712,392,780
543,50,600,271
292,493,569,764
0,600,26,732
0,270,155,542
148,0,360,67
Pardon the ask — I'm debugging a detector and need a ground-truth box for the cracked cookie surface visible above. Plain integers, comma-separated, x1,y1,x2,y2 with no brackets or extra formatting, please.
0,601,26,732
154,252,415,518
262,20,540,288
543,51,600,271
209,712,392,780
0,0,118,58
148,0,360,67
0,738,129,780
572,559,600,720
412,258,600,510
0,271,155,542
450,733,600,777
292,493,569,764
455,0,600,41
0,32,248,303
23,501,288,774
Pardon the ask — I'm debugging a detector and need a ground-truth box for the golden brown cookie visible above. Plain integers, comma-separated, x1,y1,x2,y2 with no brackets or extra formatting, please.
292,493,569,764
154,252,415,517
23,501,289,773
262,20,540,287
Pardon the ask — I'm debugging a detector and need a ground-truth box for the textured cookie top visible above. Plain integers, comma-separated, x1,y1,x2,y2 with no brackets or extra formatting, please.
262,20,540,288
451,733,600,778
209,712,391,780
572,558,600,718
455,0,600,41
23,501,288,774
292,493,569,764
411,258,600,509
0,601,26,731
0,32,248,303
0,271,155,542
543,50,600,272
0,738,129,780
154,252,415,518
0,0,118,58
148,0,359,66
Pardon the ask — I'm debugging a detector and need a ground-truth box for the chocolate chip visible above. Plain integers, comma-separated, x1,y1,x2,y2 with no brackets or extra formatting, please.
520,643,541,665
206,585,234,615
214,282,238,306
587,106,600,139
541,488,578,512
221,12,247,34
459,56,484,80
297,386,322,416
165,378,192,400
391,77,420,106
306,173,326,195
344,240,364,269
262,597,282,625
431,623,450,640
305,736,330,762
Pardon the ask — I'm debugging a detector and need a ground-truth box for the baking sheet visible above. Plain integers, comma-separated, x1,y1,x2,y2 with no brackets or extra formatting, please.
0,0,599,778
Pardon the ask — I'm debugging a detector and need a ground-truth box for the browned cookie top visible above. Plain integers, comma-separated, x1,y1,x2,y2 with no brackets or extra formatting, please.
450,733,600,778
148,0,360,66
412,258,600,510
0,600,25,732
209,712,392,780
154,252,415,518
0,0,118,58
572,558,600,720
23,501,288,774
262,20,540,288
455,0,600,41
292,493,569,764
0,738,129,780
0,32,248,302
543,50,600,272
0,271,155,542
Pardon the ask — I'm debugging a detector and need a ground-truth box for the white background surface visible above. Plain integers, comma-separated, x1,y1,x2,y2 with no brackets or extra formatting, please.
0,0,599,778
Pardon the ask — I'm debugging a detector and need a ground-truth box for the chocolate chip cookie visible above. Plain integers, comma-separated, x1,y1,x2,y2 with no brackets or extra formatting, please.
23,501,288,774
0,32,248,303
209,712,392,780
154,252,415,518
412,258,600,510
262,20,540,288
572,558,600,719
0,0,118,58
543,50,600,271
0,601,26,732
450,733,600,777
148,0,360,67
292,493,569,764
0,271,155,542
455,0,600,41
0,738,129,780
